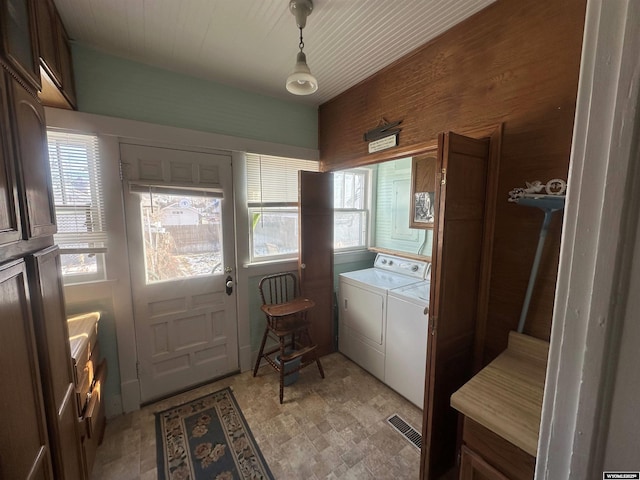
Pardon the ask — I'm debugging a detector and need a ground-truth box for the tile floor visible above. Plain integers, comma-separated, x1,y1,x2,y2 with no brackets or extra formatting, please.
90,353,428,480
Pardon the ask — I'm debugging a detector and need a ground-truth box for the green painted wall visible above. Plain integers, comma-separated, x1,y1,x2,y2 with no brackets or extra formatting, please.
374,158,433,256
72,44,318,149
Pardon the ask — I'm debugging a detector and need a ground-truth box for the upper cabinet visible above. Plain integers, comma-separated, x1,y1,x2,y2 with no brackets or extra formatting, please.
410,149,438,229
35,0,76,109
0,69,21,248
0,0,41,92
35,0,60,82
8,74,57,239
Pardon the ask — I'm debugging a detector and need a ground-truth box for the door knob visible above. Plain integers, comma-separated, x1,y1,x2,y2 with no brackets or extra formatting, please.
226,280,234,288
225,276,233,295
300,263,306,269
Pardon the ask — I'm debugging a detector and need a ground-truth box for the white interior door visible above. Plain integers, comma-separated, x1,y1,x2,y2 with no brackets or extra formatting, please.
120,144,238,403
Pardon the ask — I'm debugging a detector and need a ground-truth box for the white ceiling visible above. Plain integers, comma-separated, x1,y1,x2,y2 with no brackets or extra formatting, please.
53,0,496,107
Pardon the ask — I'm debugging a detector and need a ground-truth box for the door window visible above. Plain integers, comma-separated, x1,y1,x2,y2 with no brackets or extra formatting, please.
137,192,223,283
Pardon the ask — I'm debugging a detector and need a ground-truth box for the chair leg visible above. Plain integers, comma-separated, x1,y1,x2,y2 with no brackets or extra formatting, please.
253,327,269,377
303,327,325,379
279,335,286,404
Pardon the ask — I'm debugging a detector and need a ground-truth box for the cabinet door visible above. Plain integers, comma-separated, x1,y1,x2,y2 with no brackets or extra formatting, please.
0,260,54,480
9,75,57,239
0,0,41,91
410,147,438,228
56,16,76,108
460,446,511,480
299,170,334,356
28,245,86,480
421,132,490,479
35,0,61,85
0,69,22,248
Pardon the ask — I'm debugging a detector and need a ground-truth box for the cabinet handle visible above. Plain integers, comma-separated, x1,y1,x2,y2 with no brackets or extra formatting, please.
424,306,429,315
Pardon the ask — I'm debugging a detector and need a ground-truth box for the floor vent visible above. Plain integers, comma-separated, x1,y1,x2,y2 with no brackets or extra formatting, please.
387,414,422,449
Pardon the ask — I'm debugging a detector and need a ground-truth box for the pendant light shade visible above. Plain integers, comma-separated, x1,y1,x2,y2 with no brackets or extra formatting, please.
286,51,318,95
286,0,318,96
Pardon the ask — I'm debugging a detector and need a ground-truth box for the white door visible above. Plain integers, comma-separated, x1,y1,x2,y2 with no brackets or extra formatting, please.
120,144,238,403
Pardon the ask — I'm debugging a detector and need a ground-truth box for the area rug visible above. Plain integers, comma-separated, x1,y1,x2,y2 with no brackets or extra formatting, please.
156,387,274,480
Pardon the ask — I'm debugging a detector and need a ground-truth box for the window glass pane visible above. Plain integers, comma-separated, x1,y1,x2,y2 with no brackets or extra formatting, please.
334,211,367,249
138,193,223,283
335,170,365,209
60,251,98,275
250,208,299,260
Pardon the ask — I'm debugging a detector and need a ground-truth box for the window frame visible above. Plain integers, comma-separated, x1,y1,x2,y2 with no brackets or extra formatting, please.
246,153,319,264
333,167,372,252
46,130,108,284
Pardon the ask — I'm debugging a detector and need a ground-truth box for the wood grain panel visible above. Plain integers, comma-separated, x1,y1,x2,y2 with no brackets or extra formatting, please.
319,0,586,364
463,418,535,480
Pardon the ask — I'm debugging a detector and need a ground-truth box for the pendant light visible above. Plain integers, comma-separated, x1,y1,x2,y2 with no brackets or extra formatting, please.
286,0,318,95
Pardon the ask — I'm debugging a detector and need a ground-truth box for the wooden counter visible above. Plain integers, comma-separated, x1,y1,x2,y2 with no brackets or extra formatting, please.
451,331,549,457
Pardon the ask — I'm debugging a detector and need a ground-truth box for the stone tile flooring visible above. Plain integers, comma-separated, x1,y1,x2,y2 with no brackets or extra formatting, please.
90,353,427,480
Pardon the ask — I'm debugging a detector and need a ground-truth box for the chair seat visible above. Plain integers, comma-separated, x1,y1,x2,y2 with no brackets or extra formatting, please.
260,297,315,317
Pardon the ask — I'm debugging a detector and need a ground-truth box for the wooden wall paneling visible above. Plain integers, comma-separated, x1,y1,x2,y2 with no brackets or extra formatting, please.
319,0,586,363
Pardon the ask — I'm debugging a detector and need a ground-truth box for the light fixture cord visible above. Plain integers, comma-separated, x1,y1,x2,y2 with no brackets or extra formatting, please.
298,27,304,52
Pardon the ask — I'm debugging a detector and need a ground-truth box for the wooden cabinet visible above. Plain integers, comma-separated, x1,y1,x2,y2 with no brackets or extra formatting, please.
409,149,437,228
28,246,86,480
420,132,490,479
56,16,76,107
460,446,511,480
459,418,535,480
1,8,84,475
0,259,54,480
0,68,21,248
35,0,60,82
299,170,334,356
0,0,40,92
35,0,76,109
8,73,56,239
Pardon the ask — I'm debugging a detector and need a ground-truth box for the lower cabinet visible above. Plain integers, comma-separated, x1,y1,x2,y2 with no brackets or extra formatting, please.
459,417,535,480
28,245,86,480
460,446,511,480
0,259,54,480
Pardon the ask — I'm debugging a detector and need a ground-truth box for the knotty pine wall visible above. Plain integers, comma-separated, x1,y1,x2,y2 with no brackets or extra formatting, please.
318,0,587,363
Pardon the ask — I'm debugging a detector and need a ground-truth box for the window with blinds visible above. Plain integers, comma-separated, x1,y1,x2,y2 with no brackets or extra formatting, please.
47,131,107,282
246,153,319,261
334,169,370,250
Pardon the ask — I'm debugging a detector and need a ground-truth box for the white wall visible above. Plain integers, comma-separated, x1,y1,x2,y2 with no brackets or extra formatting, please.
537,0,640,477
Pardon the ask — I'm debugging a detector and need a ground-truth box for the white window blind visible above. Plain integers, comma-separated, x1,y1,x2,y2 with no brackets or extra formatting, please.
246,153,319,206
47,131,107,250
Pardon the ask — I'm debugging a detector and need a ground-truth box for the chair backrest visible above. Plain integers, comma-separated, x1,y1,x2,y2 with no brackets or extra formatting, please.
259,272,299,306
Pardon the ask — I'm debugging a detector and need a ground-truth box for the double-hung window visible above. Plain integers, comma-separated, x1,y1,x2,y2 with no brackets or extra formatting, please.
246,153,318,262
47,131,107,283
334,169,370,251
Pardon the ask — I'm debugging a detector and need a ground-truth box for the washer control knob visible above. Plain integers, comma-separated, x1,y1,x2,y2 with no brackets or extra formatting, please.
381,259,387,264
388,260,393,266
411,265,419,272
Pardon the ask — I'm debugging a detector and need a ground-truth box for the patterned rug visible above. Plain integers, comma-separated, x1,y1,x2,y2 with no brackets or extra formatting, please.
156,387,274,480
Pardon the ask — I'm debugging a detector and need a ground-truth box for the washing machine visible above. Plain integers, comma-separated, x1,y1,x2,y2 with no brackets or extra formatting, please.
338,253,430,381
386,279,431,407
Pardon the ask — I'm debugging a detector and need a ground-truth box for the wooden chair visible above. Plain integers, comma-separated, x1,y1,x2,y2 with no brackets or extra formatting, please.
252,272,325,403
